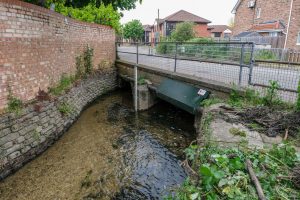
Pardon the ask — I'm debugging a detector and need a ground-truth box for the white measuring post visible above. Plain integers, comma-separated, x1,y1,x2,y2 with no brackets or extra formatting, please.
134,43,139,112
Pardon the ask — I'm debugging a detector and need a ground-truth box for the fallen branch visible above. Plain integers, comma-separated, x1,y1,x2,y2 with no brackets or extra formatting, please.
246,159,266,200
284,128,289,140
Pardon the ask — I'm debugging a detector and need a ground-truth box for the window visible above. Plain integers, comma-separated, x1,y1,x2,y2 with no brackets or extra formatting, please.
297,32,300,45
256,8,261,18
269,32,278,37
214,32,221,38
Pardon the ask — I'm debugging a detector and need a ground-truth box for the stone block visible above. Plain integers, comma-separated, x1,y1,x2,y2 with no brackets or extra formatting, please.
0,128,11,138
0,133,19,146
6,144,21,155
8,151,21,160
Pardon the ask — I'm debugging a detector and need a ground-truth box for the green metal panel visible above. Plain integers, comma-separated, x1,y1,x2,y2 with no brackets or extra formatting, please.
157,78,209,114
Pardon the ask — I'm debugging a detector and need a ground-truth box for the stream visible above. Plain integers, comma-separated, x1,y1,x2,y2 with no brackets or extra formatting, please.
0,90,196,200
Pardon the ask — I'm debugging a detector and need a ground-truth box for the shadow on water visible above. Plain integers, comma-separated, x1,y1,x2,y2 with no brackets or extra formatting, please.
0,89,196,200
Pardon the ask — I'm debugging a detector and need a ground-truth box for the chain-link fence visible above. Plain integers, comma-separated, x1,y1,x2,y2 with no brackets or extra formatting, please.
117,42,300,102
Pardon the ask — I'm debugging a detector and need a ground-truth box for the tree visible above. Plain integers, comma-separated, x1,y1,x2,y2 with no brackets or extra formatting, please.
171,22,195,42
123,20,144,42
56,4,121,32
24,0,121,32
24,0,142,11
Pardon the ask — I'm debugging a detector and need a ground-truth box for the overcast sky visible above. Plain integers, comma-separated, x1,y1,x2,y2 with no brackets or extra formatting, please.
121,0,237,26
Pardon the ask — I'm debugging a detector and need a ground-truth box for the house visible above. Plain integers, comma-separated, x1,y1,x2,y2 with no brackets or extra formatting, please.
151,10,211,42
232,0,300,50
208,25,232,38
142,25,152,43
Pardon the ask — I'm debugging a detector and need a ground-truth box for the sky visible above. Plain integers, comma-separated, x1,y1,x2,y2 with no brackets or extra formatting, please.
121,0,237,26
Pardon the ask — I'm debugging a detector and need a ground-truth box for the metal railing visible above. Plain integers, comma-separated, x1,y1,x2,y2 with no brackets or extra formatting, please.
117,42,300,102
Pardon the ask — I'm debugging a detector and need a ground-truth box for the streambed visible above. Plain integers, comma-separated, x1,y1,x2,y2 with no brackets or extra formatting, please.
0,90,195,200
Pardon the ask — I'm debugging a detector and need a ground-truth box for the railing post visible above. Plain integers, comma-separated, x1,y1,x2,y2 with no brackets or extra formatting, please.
174,43,178,72
239,43,245,86
134,43,139,112
248,43,255,85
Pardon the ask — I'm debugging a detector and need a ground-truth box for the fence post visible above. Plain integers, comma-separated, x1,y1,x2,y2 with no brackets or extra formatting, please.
239,43,245,86
248,43,255,85
174,42,178,72
134,43,139,112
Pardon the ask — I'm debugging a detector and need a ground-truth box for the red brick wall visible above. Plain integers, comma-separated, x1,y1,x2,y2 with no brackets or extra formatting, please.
0,0,116,109
194,24,210,38
233,0,291,35
286,0,300,50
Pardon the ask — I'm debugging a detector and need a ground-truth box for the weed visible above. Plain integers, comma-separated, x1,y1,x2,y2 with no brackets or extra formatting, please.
247,123,263,131
137,76,147,85
7,90,23,115
201,113,213,145
32,130,41,141
229,127,246,137
228,85,243,107
49,74,75,96
262,80,282,107
81,170,93,188
58,102,73,116
75,46,94,79
297,80,300,111
36,88,51,101
83,46,94,75
244,88,263,106
201,98,223,107
171,143,300,199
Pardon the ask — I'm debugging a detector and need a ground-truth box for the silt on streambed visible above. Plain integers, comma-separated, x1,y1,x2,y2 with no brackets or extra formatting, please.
0,90,196,200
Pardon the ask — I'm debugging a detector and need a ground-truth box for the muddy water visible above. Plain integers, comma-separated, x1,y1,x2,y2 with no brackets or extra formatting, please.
0,90,195,200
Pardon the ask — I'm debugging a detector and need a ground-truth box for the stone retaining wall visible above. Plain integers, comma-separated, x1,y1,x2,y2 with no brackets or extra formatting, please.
0,70,117,180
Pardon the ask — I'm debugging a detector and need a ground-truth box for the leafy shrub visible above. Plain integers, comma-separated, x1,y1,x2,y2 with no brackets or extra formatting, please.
54,3,121,32
156,37,175,55
7,95,23,114
171,22,195,42
297,80,300,111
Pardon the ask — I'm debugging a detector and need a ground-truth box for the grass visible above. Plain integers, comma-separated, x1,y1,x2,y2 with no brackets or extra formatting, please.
58,102,73,116
228,81,293,110
200,98,223,108
49,74,75,96
229,127,246,137
247,123,263,131
7,95,23,115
